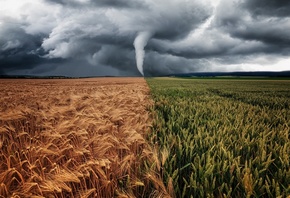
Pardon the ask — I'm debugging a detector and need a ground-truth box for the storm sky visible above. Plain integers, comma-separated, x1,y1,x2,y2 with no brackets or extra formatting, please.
0,0,289,76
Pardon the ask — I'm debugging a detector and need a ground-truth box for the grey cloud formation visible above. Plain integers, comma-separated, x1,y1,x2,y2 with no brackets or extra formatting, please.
216,1,290,44
0,23,48,71
243,0,290,17
45,0,145,8
0,0,289,77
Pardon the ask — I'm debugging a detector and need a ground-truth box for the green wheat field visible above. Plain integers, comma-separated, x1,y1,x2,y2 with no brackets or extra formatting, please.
146,77,290,198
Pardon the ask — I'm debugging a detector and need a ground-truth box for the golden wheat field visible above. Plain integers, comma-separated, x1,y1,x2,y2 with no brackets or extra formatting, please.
0,78,170,198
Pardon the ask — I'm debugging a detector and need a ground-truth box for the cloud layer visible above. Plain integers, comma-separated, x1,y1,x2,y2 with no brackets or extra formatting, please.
0,0,289,76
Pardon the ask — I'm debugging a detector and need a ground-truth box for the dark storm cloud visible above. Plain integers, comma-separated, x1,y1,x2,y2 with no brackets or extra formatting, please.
1,0,289,76
88,45,140,75
45,0,145,8
0,23,44,71
92,0,144,8
213,2,290,47
0,68,5,75
37,0,212,75
144,51,212,76
31,59,124,77
0,20,68,74
211,0,290,59
243,0,290,17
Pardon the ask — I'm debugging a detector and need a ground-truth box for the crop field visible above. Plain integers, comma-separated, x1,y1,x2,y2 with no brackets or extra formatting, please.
1,77,289,198
146,77,290,197
0,78,169,198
